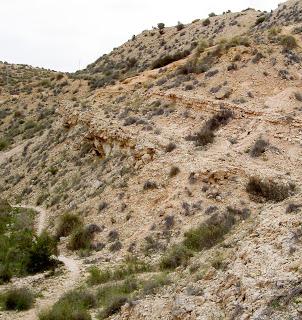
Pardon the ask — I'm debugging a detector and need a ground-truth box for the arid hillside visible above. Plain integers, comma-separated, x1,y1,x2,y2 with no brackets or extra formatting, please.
1,1,302,319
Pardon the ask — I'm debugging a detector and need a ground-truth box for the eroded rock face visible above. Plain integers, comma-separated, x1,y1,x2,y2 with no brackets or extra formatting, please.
86,127,156,162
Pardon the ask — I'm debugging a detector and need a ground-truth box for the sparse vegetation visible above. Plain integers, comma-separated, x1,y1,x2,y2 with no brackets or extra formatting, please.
157,23,165,30
141,273,171,295
159,207,248,270
176,21,184,31
255,15,266,25
294,92,302,102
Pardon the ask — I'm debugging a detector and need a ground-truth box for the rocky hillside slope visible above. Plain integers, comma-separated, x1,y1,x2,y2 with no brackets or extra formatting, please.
1,0,302,319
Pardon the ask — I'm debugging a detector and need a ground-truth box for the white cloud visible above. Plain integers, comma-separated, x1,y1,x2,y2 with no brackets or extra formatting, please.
0,0,283,72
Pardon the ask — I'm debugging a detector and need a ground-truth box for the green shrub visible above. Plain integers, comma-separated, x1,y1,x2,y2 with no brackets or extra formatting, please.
142,273,171,295
39,306,91,320
68,227,93,251
56,213,82,238
0,137,10,151
98,296,128,320
202,18,211,26
87,257,150,285
0,264,12,284
39,289,95,320
157,23,165,30
36,193,49,206
159,208,247,270
176,21,184,31
255,15,266,25
279,35,298,49
193,127,215,146
151,50,190,69
159,245,193,270
97,277,138,319
26,232,58,274
0,204,57,280
184,216,230,251
2,287,34,311
87,267,111,285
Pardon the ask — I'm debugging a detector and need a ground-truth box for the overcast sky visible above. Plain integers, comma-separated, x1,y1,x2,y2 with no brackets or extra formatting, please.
0,0,283,72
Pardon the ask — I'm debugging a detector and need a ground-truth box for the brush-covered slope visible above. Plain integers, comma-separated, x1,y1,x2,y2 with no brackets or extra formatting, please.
1,1,302,319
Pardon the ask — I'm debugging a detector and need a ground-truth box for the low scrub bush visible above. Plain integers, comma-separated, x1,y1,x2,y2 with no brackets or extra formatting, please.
294,92,302,102
286,203,302,213
1,287,34,311
246,176,295,202
0,137,10,151
87,257,150,285
202,18,211,26
97,277,138,319
143,180,158,190
255,15,266,25
278,35,298,49
26,232,58,274
39,289,95,320
68,227,93,251
176,21,184,31
142,273,171,295
151,50,190,69
249,139,269,157
159,245,193,270
169,166,180,177
159,207,248,270
186,109,234,146
183,212,235,251
56,213,82,238
165,142,176,153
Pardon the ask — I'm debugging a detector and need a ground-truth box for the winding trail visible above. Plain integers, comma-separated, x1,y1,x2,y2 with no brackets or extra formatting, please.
10,204,82,319
14,204,47,236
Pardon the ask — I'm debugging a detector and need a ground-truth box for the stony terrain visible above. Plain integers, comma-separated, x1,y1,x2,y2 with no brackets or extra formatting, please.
1,0,302,319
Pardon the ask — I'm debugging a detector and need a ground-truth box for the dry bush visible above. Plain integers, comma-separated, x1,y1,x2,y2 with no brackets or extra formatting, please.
246,177,295,202
249,139,269,157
